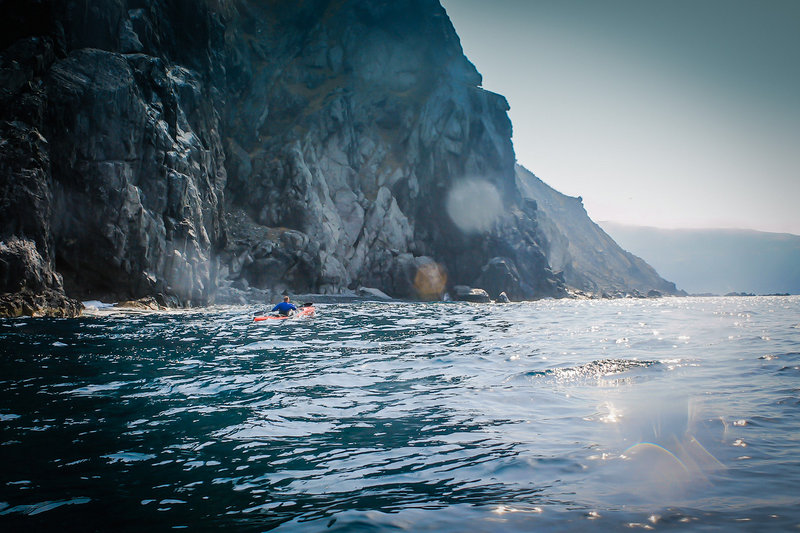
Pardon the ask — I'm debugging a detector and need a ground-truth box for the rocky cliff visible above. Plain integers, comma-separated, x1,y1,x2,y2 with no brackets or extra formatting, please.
1,0,228,315
1,0,569,316
516,165,683,297
216,0,566,302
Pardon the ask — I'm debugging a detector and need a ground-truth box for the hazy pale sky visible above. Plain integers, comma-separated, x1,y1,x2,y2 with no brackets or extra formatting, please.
441,0,800,234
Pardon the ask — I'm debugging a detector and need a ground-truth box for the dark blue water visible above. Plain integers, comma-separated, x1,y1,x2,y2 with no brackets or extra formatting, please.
1,296,799,531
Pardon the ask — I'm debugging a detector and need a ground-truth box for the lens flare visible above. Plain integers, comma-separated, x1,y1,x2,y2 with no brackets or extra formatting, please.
414,262,447,299
622,442,690,474
445,179,503,234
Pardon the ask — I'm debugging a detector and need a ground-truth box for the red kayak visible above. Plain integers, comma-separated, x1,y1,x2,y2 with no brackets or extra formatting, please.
253,305,315,322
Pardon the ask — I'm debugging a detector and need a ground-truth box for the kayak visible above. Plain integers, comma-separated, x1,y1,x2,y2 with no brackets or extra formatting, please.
253,305,315,322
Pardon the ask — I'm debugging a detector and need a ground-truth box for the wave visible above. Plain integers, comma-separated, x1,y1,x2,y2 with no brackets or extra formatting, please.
523,358,660,382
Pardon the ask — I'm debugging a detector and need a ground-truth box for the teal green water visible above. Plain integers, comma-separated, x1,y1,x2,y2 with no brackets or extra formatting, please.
1,297,799,531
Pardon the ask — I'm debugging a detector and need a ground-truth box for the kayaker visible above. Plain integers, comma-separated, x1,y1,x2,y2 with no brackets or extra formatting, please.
271,295,297,316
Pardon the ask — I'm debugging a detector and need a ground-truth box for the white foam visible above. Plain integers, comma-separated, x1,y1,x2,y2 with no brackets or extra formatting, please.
82,300,115,310
102,452,156,463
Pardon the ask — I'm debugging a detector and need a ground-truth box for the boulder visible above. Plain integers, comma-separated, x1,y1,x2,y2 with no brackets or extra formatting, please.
452,285,491,303
0,288,83,318
116,296,163,311
475,256,523,301
356,286,392,300
0,239,82,317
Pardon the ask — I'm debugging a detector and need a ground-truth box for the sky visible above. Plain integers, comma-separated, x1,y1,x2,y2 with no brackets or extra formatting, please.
440,0,800,235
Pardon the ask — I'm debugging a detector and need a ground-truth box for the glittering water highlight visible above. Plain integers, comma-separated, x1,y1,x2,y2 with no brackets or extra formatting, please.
1,296,799,531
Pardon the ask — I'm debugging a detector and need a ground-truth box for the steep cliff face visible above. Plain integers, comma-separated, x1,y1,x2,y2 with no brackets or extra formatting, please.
516,165,683,296
1,0,227,313
218,0,563,301
1,0,565,314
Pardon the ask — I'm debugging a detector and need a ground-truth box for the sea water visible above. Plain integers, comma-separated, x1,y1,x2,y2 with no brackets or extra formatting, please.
1,296,799,531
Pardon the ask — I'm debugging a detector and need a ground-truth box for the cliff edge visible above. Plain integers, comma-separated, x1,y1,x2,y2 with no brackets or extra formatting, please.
516,165,683,297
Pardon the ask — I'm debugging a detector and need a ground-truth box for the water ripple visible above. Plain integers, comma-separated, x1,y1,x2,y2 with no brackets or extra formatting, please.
1,296,799,531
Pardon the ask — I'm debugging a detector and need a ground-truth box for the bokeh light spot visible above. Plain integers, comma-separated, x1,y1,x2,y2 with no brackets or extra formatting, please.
445,179,503,233
414,262,447,300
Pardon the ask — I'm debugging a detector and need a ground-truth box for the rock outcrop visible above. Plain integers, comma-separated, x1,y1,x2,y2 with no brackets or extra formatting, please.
515,165,683,296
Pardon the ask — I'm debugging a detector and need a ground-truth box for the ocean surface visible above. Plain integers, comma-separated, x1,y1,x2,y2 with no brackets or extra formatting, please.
1,296,799,531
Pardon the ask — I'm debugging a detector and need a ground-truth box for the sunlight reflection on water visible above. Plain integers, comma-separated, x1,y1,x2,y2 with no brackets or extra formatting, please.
1,296,799,531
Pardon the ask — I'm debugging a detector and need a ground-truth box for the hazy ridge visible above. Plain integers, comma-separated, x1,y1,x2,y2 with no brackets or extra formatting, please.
601,223,800,295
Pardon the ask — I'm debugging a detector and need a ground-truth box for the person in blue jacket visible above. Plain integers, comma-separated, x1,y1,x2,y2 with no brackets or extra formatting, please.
272,295,297,316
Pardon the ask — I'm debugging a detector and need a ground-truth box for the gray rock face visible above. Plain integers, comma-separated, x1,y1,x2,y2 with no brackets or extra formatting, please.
1,0,568,315
515,165,683,296
220,0,563,301
47,48,226,305
0,80,82,316
2,1,226,312
476,257,530,301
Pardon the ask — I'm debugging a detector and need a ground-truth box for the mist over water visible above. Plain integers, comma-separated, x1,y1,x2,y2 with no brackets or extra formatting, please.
1,297,799,531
